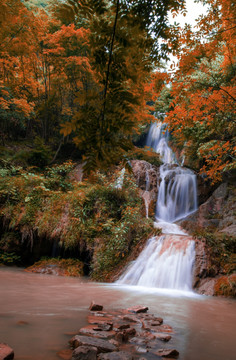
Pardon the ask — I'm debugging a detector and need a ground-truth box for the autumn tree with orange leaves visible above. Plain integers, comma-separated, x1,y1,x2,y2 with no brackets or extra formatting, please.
158,0,236,184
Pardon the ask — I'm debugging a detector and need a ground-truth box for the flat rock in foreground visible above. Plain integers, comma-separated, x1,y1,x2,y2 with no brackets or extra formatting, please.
69,335,117,353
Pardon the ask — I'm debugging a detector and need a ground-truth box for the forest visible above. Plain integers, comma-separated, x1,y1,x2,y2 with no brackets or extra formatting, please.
0,0,235,292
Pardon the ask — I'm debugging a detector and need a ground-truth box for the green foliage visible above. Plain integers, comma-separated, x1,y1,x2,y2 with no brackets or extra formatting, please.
0,163,153,279
0,251,21,265
27,137,52,168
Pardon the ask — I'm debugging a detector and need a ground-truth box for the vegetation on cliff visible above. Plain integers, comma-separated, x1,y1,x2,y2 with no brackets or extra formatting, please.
0,161,154,279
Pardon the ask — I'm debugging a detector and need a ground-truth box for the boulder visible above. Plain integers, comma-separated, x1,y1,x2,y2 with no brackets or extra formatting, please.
69,335,117,353
71,346,97,360
89,302,103,311
0,343,14,360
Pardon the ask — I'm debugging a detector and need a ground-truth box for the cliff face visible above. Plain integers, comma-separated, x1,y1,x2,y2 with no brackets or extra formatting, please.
180,182,236,297
130,160,160,218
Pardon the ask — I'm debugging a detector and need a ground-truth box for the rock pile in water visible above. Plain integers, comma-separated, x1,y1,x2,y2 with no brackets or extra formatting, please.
61,303,179,360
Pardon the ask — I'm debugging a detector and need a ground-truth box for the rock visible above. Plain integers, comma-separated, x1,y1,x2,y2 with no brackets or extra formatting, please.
56,349,73,360
93,322,113,331
152,333,171,342
114,324,130,331
197,278,217,296
98,351,133,360
71,346,97,360
87,315,113,325
124,328,136,337
89,302,103,311
122,315,140,323
127,306,148,314
69,335,117,353
0,343,14,360
157,324,173,333
78,325,115,339
154,348,179,358
114,331,129,343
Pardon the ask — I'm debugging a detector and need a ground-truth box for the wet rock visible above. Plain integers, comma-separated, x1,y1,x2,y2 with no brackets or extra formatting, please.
87,315,113,325
89,302,103,311
115,331,129,343
79,325,115,339
197,278,216,296
156,324,173,333
93,322,113,331
127,306,148,314
69,335,117,353
71,346,97,360
56,349,73,360
152,333,171,342
98,351,133,360
122,315,140,323
114,324,130,331
154,348,179,358
130,337,147,346
124,328,136,337
0,343,14,360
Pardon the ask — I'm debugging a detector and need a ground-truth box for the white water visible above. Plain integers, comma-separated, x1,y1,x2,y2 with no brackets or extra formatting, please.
118,235,195,291
118,121,198,292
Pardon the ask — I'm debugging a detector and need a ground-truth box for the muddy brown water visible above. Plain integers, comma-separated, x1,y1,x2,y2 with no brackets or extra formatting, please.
0,267,235,360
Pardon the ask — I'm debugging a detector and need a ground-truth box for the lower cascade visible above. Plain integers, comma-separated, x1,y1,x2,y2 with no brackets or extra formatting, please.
118,235,195,291
118,121,197,291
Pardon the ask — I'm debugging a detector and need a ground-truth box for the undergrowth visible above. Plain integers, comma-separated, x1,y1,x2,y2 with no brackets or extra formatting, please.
0,161,153,280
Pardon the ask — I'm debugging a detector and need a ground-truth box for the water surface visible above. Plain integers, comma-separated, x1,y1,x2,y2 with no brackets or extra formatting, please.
0,267,235,360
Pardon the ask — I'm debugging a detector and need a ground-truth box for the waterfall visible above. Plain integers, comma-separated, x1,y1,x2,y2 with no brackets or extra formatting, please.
117,121,197,292
118,235,195,291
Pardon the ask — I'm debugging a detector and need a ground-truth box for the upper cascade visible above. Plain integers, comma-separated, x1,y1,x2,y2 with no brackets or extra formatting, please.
146,122,198,223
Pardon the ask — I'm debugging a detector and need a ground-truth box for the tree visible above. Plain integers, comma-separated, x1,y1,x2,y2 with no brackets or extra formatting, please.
160,0,236,183
55,0,186,171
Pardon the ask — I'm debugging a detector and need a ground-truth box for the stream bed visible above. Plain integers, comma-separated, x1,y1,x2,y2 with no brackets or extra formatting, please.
0,267,235,360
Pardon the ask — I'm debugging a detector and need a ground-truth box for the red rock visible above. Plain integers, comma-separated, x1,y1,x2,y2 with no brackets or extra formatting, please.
154,349,179,358
79,325,116,339
56,349,73,360
114,331,129,343
93,322,113,331
69,335,117,353
87,315,113,325
89,302,103,311
127,306,148,314
0,343,14,360
124,328,136,337
72,346,97,360
157,324,173,333
114,324,130,331
122,315,140,323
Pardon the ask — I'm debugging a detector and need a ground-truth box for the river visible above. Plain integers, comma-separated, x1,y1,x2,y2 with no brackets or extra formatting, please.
0,267,235,360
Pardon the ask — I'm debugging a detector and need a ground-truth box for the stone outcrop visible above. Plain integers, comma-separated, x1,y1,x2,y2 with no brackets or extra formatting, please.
180,183,236,232
67,305,179,359
130,160,160,218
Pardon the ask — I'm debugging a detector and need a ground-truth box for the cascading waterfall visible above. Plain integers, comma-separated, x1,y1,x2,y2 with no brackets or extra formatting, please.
117,121,198,292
